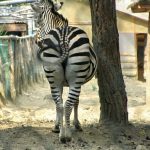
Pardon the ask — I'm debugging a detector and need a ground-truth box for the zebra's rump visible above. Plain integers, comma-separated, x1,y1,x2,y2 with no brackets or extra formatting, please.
37,26,97,84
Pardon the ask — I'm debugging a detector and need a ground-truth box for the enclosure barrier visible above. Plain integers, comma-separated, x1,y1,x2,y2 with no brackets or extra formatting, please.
0,35,44,107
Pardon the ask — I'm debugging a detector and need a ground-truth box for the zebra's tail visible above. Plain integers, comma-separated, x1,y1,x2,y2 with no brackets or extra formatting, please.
58,39,69,63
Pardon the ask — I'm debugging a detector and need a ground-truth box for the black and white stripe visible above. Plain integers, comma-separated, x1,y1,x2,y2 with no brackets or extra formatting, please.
31,0,97,143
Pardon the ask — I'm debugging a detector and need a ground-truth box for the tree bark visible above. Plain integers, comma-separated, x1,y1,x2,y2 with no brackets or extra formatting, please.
89,0,128,124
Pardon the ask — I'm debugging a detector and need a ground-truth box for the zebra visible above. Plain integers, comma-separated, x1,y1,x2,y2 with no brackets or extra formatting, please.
31,0,97,143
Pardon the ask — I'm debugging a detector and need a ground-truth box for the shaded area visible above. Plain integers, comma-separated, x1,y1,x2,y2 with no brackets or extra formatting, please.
0,121,150,150
0,78,148,149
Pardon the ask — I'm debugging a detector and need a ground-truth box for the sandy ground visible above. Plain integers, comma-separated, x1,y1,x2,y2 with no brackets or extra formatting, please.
0,77,150,150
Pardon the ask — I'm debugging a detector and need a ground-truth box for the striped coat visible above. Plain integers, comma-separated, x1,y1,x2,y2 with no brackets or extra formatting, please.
31,1,97,143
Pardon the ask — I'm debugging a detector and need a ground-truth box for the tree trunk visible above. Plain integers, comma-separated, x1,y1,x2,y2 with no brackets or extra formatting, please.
89,0,128,124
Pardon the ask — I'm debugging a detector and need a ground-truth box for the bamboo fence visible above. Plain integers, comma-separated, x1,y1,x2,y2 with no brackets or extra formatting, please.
0,35,44,107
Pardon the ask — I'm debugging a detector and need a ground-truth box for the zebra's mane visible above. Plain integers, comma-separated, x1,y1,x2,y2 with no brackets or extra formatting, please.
46,0,54,7
51,7,68,26
42,0,68,25
40,0,53,6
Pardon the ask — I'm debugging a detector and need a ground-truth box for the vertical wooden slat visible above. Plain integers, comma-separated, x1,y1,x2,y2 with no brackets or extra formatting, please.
21,39,26,88
8,39,16,101
134,33,138,79
146,12,150,104
0,36,43,105
26,38,33,85
0,56,6,107
1,39,8,99
14,39,20,95
18,39,23,94
22,39,28,91
30,38,39,83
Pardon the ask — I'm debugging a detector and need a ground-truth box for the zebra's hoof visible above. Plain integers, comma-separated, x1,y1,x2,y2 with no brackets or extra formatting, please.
65,128,72,142
65,136,72,142
59,136,66,143
75,125,83,132
52,125,60,133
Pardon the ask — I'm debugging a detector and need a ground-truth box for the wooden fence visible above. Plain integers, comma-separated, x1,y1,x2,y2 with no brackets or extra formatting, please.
0,35,44,107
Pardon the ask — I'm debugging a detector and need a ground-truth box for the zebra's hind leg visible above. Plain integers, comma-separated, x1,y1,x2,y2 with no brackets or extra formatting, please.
56,102,65,143
43,65,65,143
50,87,65,142
51,87,63,133
52,103,61,133
64,87,81,142
73,99,83,131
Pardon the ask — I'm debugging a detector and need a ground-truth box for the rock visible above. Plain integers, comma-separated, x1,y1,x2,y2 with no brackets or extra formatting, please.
118,140,122,143
77,137,88,147
136,145,147,150
78,137,84,143
80,143,85,147
127,135,132,140
97,146,102,149
88,131,94,135
146,136,150,140
84,106,90,110
106,145,123,150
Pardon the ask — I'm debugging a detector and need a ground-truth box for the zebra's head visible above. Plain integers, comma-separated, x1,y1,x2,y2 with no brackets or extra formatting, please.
31,0,63,13
41,0,64,11
31,0,68,44
31,0,67,28
31,0,64,25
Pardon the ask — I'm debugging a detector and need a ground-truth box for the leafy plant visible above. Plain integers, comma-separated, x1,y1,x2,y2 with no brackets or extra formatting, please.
0,24,7,36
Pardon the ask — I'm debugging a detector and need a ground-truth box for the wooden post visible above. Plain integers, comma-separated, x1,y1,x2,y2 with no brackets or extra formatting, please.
8,39,16,101
146,12,150,104
0,57,6,107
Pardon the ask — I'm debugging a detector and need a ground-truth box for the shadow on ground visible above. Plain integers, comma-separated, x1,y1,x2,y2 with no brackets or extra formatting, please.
0,120,150,150
0,78,148,149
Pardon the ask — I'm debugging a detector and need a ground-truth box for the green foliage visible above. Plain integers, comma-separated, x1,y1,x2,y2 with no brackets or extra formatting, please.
0,25,7,36
92,84,97,91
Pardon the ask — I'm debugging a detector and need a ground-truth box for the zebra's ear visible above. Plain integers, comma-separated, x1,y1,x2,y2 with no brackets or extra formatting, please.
53,1,63,11
31,2,43,13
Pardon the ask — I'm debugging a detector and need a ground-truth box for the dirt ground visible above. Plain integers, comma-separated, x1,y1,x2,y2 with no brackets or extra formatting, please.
0,77,150,150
